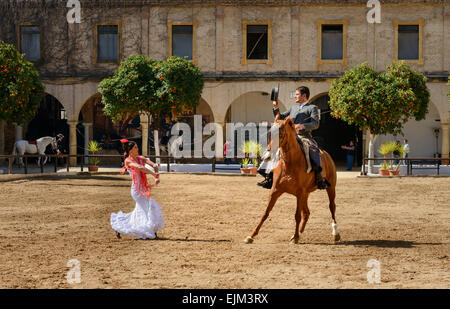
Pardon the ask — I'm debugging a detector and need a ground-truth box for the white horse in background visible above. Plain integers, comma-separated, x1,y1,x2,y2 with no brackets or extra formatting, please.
12,136,57,167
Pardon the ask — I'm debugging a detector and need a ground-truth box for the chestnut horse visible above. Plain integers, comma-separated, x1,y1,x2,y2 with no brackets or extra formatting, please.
245,116,340,244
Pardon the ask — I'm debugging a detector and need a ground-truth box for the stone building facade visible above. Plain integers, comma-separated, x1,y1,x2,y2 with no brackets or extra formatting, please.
0,0,449,165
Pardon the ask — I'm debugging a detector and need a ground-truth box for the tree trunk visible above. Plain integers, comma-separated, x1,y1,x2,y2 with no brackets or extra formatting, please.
0,120,4,164
368,133,377,174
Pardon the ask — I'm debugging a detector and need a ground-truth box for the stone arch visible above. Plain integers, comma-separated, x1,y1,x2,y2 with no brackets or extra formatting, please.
196,97,215,124
309,93,363,167
224,91,288,124
77,92,124,155
41,84,71,114
26,93,69,141
309,91,329,104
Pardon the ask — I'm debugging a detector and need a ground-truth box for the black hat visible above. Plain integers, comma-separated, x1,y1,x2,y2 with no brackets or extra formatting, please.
271,86,279,101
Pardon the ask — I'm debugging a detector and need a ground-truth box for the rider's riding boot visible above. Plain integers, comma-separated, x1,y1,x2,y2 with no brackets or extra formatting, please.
315,170,330,190
257,168,267,178
257,172,273,189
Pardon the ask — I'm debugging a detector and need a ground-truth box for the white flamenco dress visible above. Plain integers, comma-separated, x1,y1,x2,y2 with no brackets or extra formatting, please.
110,161,164,239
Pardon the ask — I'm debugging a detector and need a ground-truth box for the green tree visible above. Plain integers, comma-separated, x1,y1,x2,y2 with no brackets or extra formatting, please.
0,41,44,125
99,55,203,134
329,61,430,174
447,77,449,102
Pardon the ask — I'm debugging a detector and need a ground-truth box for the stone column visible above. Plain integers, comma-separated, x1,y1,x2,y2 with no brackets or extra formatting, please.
14,123,23,141
290,6,300,71
83,123,92,165
0,120,5,163
140,114,149,156
215,122,224,160
215,7,224,73
68,120,78,166
441,123,450,165
141,11,149,56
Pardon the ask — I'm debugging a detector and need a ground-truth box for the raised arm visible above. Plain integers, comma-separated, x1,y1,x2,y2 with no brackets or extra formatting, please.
142,156,159,175
126,158,158,177
272,101,291,120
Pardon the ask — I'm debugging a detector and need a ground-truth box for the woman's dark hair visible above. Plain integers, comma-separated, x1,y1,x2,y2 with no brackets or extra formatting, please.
122,140,137,158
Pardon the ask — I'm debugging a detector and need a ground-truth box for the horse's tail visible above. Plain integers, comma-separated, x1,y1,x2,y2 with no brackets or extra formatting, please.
12,141,17,156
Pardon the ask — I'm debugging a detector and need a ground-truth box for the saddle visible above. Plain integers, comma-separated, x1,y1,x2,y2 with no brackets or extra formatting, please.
261,135,322,174
295,135,322,173
28,140,37,145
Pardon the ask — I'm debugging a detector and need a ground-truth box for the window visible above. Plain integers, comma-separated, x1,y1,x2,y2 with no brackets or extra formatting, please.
172,25,193,60
317,20,348,66
168,22,197,64
19,25,40,61
321,25,343,60
97,25,119,62
247,25,268,60
394,20,423,65
94,23,121,64
398,25,419,59
242,21,273,65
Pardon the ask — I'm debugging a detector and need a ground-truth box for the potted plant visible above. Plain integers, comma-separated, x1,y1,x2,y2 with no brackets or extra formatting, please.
390,144,404,176
249,158,258,174
241,140,262,175
240,158,251,174
379,162,391,176
87,140,102,172
377,141,397,176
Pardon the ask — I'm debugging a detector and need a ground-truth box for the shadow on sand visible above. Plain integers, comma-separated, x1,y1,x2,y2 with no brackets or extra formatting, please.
135,237,231,243
332,239,442,248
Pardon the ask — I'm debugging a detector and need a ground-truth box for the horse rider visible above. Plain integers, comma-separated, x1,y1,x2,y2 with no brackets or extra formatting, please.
257,86,330,190
55,133,66,164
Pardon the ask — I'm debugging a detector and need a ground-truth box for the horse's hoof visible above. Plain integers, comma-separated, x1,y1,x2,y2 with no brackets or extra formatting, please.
333,234,341,242
244,236,254,244
289,235,299,244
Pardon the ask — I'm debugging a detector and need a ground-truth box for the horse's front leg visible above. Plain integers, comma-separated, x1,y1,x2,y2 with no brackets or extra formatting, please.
290,192,310,244
245,189,282,244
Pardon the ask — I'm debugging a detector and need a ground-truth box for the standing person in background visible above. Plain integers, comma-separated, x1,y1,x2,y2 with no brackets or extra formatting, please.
223,140,232,164
341,140,355,171
55,134,65,164
403,139,410,164
393,140,401,165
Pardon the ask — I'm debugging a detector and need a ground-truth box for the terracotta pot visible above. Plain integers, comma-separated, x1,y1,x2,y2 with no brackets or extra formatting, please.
378,168,390,176
88,166,99,172
248,167,258,174
389,170,400,176
240,168,250,174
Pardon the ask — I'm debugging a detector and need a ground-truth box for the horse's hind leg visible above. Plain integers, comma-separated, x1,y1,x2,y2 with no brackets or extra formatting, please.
326,186,340,242
245,190,282,244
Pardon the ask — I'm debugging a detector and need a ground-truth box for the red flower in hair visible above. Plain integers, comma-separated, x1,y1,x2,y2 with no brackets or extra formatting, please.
120,139,129,144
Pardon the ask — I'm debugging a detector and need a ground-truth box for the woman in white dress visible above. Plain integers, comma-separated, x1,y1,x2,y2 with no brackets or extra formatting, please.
110,139,164,240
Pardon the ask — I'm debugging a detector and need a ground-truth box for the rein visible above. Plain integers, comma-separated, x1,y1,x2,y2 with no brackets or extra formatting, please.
278,127,298,160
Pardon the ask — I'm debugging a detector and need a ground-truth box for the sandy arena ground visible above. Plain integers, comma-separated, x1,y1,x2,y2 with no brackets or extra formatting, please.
0,173,449,289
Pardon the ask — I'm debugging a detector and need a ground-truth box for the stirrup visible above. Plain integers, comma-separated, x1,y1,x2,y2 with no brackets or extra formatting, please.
317,179,330,190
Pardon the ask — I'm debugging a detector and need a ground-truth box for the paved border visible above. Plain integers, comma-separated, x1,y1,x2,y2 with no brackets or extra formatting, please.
2,171,448,182
0,171,258,182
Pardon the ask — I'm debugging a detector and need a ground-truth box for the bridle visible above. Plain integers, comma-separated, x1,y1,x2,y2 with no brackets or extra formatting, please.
276,124,297,159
